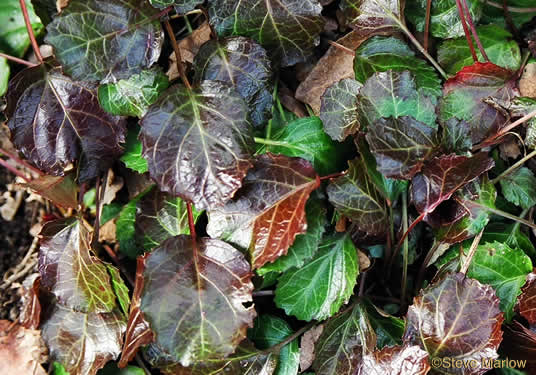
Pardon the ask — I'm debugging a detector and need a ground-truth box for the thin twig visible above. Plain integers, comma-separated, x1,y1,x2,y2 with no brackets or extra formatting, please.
424,0,432,51
0,52,37,67
164,20,192,90
490,149,536,184
358,271,367,297
19,0,43,63
0,158,30,182
460,229,484,274
415,241,441,294
135,354,152,375
462,0,490,61
400,193,409,310
0,147,43,176
93,174,102,249
456,0,478,62
483,0,536,12
473,109,536,150
265,321,316,355
327,40,355,56
319,171,347,181
252,290,275,297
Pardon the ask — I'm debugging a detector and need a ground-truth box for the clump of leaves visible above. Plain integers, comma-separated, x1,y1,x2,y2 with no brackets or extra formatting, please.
3,0,536,374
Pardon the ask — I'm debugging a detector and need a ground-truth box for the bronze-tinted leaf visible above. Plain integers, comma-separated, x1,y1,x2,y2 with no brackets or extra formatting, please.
518,271,536,327
19,275,42,330
140,235,256,366
45,0,163,82
357,344,430,375
501,320,536,370
38,218,117,313
139,81,254,211
404,272,504,375
41,304,126,375
340,0,401,36
327,158,388,236
365,116,438,180
5,63,126,181
207,153,320,269
439,62,516,144
410,153,494,219
20,174,78,209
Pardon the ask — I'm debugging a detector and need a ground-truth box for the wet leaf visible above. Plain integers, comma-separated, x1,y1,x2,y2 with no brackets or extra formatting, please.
42,304,126,375
149,0,203,13
404,273,504,374
340,0,401,36
410,153,494,219
98,68,170,118
354,36,441,98
406,0,483,39
357,344,430,375
45,0,163,82
207,153,319,269
462,241,532,322
441,118,472,154
139,81,254,211
518,272,536,327
319,78,361,142
499,167,536,210
0,320,47,375
208,0,325,67
327,158,388,236
257,197,327,275
117,190,151,258
439,62,516,144
21,174,78,209
140,235,255,366
5,62,127,181
193,37,273,128
274,234,359,321
438,25,521,75
120,125,148,174
249,315,300,375
262,116,347,175
38,218,118,313
0,0,44,57
135,189,200,250
365,116,439,180
312,302,375,374
106,265,130,317
357,70,437,129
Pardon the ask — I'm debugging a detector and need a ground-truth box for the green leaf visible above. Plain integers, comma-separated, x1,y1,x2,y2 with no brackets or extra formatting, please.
319,78,361,142
441,118,472,154
327,158,388,236
149,0,203,13
438,25,521,75
52,362,69,375
263,116,347,175
208,0,325,67
120,125,148,174
275,234,359,321
0,0,44,57
365,116,439,180
99,363,145,375
509,97,536,149
248,315,300,375
465,241,533,322
500,167,536,210
101,203,122,225
45,0,163,82
482,222,536,261
406,0,483,39
135,189,201,251
0,57,9,96
98,68,169,117
106,265,130,318
258,197,327,275
116,187,153,257
354,36,441,98
193,36,274,128
357,70,437,129
339,0,401,36
312,302,375,374
362,299,404,349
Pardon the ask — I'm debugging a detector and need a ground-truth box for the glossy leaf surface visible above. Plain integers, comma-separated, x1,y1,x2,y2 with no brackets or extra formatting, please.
120,125,148,174
140,81,254,211
518,272,536,327
340,0,401,36
149,0,203,13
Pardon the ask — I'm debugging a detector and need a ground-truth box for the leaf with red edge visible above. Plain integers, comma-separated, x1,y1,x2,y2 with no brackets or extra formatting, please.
518,271,536,327
410,153,494,220
357,344,430,375
365,116,439,180
5,62,126,181
20,174,78,209
140,235,256,366
404,272,504,375
439,62,517,144
41,304,126,375
38,218,118,313
207,153,320,269
139,81,254,211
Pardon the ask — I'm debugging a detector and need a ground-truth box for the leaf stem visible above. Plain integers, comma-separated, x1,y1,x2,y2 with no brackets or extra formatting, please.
424,0,432,51
265,320,316,355
327,40,355,56
460,229,484,274
464,199,536,231
164,20,191,90
319,171,347,181
473,109,536,150
93,174,102,248
462,0,490,61
254,137,288,148
19,0,43,64
0,52,37,67
482,0,536,12
0,158,30,182
252,290,274,297
401,193,409,309
490,149,536,184
455,0,478,62
415,241,440,293
187,202,197,243
0,147,43,176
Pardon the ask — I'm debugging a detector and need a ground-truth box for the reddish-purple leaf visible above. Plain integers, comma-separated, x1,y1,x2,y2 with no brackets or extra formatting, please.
19,275,41,330
518,271,536,327
140,235,256,366
404,273,504,375
365,116,439,180
38,218,117,313
207,153,320,269
5,63,126,181
357,344,430,375
41,304,126,375
501,320,536,371
439,62,517,144
410,153,494,220
139,81,254,210
20,174,78,209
